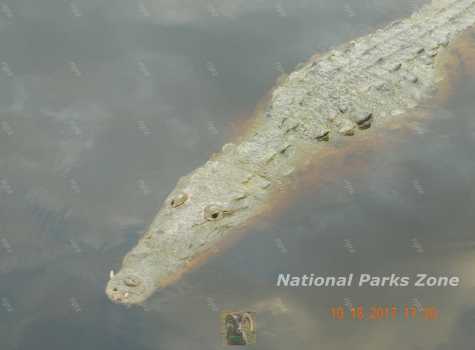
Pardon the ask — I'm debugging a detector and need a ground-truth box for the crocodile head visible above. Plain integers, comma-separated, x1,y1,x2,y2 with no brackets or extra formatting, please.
106,158,265,305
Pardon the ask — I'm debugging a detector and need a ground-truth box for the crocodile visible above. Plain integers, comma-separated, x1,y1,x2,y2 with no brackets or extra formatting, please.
106,0,475,305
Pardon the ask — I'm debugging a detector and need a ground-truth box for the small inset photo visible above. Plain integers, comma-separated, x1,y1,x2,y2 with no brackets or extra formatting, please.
221,310,256,346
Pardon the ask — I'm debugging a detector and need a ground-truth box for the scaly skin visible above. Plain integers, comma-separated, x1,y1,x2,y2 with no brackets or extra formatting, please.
106,0,475,305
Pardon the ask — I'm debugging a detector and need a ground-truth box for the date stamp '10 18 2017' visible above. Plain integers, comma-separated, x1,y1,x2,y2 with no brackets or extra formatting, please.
330,305,440,321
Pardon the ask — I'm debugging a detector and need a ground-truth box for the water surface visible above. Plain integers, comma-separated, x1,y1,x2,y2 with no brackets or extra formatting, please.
1,0,474,349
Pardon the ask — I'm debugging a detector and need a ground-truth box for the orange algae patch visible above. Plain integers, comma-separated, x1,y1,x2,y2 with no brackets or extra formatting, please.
433,28,475,104
228,70,291,143
453,29,475,77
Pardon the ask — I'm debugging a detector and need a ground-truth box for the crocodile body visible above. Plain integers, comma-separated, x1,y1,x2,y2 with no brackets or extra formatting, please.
106,0,475,305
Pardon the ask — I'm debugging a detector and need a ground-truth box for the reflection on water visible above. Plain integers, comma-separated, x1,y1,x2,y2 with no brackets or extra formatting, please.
1,0,474,349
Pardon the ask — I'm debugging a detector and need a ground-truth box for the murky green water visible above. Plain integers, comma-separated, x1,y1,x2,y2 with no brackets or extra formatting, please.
1,0,474,349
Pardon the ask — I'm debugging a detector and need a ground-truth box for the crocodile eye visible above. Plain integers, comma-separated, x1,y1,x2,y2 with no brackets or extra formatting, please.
123,275,141,287
204,205,224,221
170,193,188,208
